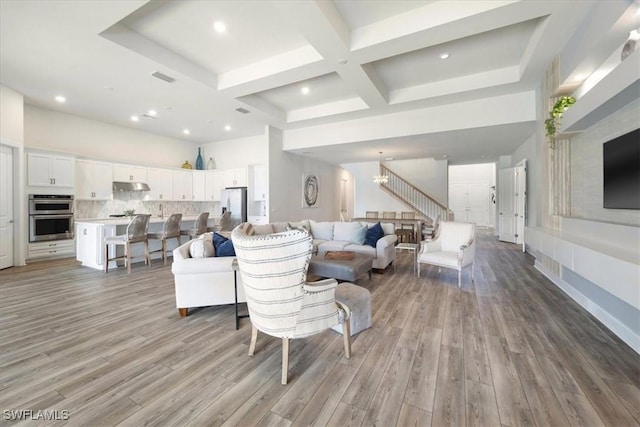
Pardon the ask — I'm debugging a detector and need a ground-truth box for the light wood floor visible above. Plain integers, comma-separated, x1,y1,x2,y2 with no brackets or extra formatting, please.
1,230,638,426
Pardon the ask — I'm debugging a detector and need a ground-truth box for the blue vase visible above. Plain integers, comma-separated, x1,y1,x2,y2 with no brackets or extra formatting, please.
196,148,204,170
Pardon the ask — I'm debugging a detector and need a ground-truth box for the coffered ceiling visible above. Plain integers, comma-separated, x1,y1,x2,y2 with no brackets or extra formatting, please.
1,0,629,165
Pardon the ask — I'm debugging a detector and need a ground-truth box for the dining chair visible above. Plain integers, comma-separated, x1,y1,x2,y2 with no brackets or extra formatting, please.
148,213,182,266
180,212,209,242
231,227,351,385
382,211,396,219
104,214,151,274
365,211,379,219
400,211,416,243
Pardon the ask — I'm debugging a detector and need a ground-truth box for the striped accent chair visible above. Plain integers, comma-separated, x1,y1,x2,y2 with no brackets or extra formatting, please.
417,221,476,287
231,227,351,385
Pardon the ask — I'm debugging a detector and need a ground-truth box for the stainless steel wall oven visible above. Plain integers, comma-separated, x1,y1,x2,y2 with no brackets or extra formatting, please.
28,194,74,242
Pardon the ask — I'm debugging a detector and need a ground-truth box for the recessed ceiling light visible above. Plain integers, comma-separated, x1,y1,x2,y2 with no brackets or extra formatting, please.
213,21,226,33
443,154,448,158
55,95,66,103
301,86,310,95
183,129,190,135
224,125,231,131
147,110,157,117
439,52,450,59
385,157,394,161
130,115,139,122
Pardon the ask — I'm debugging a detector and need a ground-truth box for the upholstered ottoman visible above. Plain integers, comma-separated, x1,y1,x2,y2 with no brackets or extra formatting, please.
331,283,372,336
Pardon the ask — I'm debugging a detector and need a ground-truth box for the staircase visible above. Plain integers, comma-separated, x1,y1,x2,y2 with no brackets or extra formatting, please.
379,164,453,225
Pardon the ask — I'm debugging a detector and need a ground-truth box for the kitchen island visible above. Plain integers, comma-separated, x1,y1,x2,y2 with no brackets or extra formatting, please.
75,215,218,270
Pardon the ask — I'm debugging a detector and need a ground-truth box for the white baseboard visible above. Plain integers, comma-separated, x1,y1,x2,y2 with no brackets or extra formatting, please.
535,260,640,355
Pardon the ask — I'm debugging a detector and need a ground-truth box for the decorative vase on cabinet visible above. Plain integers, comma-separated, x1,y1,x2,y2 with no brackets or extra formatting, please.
207,157,216,170
196,148,204,170
181,161,192,169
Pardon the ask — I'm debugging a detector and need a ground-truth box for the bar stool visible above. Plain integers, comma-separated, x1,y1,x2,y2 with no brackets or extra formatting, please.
365,211,379,219
219,211,233,231
148,213,182,266
104,214,151,274
180,212,209,242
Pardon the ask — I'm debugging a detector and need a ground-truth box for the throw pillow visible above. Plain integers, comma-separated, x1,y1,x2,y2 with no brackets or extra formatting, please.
380,222,395,235
213,232,235,257
253,224,274,235
310,221,334,241
189,237,215,258
333,222,359,242
352,224,368,245
364,222,384,247
288,220,310,232
238,222,255,236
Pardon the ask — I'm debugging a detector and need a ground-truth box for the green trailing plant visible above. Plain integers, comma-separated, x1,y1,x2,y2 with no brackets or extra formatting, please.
545,96,575,149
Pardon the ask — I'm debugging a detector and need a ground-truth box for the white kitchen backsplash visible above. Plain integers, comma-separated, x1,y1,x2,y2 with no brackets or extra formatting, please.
75,193,220,219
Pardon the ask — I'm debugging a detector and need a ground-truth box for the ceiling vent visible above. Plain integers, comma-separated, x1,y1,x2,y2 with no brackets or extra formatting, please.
142,114,156,119
235,107,250,114
151,71,175,83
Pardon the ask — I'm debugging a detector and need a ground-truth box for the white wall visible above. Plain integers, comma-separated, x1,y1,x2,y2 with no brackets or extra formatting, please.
24,105,197,168
1,85,24,146
268,126,341,222
200,134,267,170
570,98,640,226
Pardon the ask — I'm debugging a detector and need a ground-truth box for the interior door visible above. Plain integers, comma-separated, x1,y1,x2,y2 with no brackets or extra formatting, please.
515,163,526,247
0,145,14,269
467,183,487,226
499,168,517,243
449,183,468,222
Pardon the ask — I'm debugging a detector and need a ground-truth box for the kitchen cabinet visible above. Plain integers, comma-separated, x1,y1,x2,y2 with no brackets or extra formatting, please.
172,170,193,201
146,168,172,201
113,164,147,182
75,159,113,200
223,167,247,187
250,164,267,201
192,171,206,201
27,239,75,260
27,152,75,187
205,170,225,201
75,222,106,269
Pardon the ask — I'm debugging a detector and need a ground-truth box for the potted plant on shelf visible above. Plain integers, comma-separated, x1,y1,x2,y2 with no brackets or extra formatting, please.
545,95,575,149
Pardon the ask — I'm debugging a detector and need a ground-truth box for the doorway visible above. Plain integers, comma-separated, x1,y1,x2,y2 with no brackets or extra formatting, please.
498,160,526,246
0,145,14,269
448,163,496,227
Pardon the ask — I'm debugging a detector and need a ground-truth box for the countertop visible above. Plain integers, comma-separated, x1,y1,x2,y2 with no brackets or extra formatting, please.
76,215,218,226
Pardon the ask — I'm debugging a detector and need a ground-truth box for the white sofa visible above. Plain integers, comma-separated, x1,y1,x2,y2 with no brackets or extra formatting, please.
171,219,397,317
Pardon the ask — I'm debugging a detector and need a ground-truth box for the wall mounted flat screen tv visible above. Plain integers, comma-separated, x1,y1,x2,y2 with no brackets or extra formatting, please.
603,128,640,209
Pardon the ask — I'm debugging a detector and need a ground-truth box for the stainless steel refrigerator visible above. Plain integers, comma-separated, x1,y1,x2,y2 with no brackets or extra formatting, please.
221,187,247,229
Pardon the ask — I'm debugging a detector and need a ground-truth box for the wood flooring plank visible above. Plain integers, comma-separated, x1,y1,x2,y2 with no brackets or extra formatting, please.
403,326,442,412
396,403,432,427
603,378,640,425
431,345,465,427
553,390,606,427
441,288,463,349
363,345,415,426
465,380,501,427
463,315,493,385
326,402,365,427
255,411,292,427
489,352,535,427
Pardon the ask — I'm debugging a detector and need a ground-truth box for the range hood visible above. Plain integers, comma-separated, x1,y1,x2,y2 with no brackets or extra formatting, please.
112,181,150,192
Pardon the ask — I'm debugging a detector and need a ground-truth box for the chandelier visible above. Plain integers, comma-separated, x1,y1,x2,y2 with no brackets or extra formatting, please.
373,151,389,184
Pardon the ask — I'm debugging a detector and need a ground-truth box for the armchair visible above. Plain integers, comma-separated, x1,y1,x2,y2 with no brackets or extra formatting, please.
417,221,475,287
231,227,351,385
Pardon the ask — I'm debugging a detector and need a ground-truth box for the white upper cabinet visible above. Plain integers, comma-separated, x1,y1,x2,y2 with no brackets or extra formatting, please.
113,164,147,182
205,170,225,202
192,171,206,201
146,168,172,201
75,159,113,200
27,152,75,187
224,167,247,187
172,170,193,201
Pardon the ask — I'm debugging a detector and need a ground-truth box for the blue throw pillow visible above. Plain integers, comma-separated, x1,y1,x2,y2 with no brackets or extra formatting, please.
364,222,384,247
213,232,236,257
